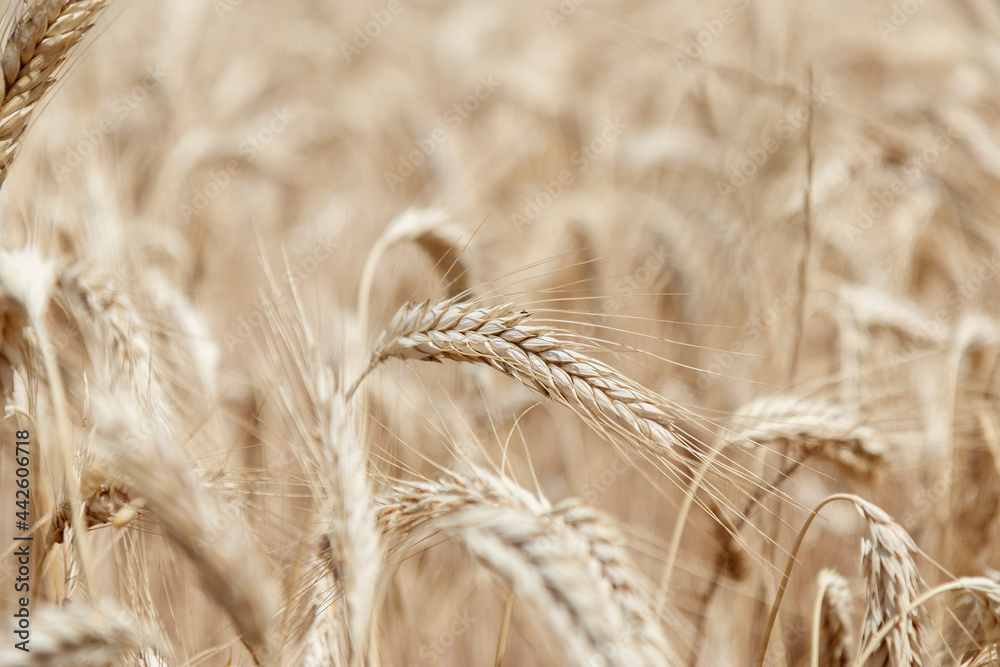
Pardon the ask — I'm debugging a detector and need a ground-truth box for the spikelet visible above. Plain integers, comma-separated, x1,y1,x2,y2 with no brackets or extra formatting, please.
732,394,885,479
815,569,854,667
856,499,924,667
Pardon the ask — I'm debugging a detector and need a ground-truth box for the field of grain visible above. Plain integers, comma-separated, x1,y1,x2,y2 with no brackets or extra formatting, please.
1,1,1000,665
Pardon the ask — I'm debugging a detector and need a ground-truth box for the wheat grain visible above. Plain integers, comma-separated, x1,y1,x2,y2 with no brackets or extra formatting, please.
552,499,679,663
45,459,145,549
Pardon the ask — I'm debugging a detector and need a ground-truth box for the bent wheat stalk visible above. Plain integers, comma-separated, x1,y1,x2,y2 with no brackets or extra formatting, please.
811,569,853,667
858,577,1000,666
755,495,923,667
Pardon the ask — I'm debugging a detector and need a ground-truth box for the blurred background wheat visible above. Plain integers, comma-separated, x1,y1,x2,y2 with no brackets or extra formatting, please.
2,0,1000,665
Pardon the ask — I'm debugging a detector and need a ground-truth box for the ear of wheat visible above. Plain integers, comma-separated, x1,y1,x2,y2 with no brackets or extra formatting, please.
261,297,381,661
361,297,710,467
378,469,680,666
0,0,110,186
731,394,885,479
856,499,924,667
91,391,279,665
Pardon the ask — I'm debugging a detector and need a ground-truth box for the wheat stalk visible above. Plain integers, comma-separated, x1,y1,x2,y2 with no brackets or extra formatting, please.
357,208,474,341
0,0,111,187
756,495,922,667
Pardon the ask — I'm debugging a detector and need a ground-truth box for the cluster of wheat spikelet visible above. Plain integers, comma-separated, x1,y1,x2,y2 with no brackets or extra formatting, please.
3,0,1000,665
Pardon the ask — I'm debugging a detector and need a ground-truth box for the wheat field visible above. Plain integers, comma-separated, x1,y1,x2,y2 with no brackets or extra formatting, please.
1,0,1000,665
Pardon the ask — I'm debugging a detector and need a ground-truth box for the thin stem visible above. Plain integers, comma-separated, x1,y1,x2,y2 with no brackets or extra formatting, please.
754,494,860,667
657,444,725,615
791,66,815,382
690,457,806,666
809,575,833,667
495,590,515,667
853,578,990,666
